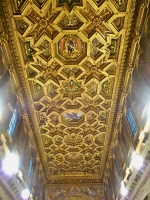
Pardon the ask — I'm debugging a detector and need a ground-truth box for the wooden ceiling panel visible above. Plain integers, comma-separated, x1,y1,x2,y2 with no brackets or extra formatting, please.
7,0,136,185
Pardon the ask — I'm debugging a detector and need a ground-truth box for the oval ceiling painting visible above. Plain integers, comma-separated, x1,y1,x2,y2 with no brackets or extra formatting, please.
62,110,83,123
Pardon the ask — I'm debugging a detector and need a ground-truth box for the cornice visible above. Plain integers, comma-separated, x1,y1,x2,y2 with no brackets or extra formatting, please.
0,0,48,180
102,0,138,179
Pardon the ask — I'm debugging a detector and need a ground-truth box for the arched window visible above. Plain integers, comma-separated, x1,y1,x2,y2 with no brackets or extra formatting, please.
126,109,137,137
115,156,120,178
28,156,33,178
7,109,18,137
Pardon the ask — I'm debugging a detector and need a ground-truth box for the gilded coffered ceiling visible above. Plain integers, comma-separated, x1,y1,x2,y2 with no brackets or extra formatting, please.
6,0,135,185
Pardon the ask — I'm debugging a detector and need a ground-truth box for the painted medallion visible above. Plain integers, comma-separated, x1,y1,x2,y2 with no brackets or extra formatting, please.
59,35,83,59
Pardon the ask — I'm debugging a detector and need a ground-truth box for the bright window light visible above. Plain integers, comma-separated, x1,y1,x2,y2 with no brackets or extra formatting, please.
131,152,143,170
21,189,30,199
121,181,128,196
2,153,19,175
139,131,144,140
